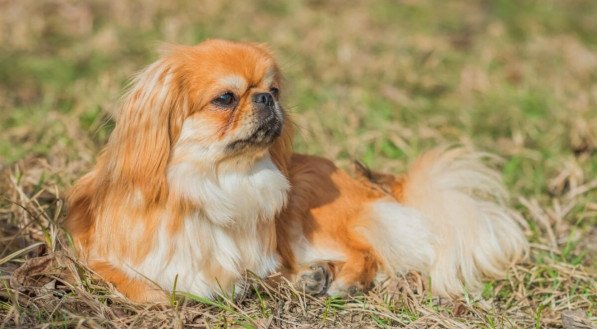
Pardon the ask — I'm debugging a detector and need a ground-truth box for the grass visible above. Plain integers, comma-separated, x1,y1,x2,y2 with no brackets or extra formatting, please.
0,0,596,327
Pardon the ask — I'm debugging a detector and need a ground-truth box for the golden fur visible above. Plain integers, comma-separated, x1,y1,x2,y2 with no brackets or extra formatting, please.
66,39,528,302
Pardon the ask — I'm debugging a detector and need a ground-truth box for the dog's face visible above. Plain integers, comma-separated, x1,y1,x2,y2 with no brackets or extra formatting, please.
174,40,285,160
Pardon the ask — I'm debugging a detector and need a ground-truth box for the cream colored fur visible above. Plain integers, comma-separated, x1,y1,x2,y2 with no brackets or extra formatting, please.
364,148,528,296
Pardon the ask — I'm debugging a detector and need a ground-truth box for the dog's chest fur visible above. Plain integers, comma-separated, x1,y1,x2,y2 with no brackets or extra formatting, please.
128,155,289,297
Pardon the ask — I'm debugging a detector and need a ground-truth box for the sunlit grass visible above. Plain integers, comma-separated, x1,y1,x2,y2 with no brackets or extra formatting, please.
1,0,595,327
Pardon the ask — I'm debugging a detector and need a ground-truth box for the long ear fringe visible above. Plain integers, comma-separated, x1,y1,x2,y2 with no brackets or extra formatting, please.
99,57,188,206
65,57,187,251
270,114,294,175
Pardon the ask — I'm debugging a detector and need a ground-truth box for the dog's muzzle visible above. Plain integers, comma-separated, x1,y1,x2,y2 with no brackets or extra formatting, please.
226,92,283,152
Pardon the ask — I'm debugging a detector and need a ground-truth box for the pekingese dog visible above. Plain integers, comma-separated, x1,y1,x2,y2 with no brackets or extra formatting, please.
65,39,528,302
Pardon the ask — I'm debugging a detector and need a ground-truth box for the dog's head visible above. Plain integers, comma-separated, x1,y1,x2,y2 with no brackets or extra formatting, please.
100,39,293,202
164,40,287,157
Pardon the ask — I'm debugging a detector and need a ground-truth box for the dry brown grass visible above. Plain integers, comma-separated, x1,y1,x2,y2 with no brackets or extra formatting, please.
1,0,596,327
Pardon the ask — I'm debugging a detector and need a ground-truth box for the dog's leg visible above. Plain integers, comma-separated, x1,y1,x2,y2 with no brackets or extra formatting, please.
326,250,378,297
288,225,382,297
292,250,379,297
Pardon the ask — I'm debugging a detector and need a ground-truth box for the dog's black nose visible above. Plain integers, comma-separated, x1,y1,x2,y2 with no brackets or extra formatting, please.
252,92,274,107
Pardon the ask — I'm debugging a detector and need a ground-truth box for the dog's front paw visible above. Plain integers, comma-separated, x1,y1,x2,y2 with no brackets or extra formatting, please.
327,279,366,297
294,262,332,296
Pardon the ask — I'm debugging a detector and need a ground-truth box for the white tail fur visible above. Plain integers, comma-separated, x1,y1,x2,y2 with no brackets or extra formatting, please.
365,147,528,296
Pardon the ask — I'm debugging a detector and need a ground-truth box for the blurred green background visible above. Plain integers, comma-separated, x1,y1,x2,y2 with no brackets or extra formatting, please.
1,0,596,208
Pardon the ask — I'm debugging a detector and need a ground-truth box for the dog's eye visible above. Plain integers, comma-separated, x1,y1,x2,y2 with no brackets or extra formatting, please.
270,87,279,99
212,92,236,107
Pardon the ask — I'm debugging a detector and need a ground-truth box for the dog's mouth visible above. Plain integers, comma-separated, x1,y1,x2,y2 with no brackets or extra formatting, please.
226,113,283,153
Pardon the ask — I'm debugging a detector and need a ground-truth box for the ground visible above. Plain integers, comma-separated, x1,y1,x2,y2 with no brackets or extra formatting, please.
0,0,595,328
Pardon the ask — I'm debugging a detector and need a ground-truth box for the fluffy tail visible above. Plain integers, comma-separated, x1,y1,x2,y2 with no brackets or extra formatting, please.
363,147,528,296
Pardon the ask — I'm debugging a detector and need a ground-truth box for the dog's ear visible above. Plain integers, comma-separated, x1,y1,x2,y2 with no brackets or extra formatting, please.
102,59,187,203
270,113,294,175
